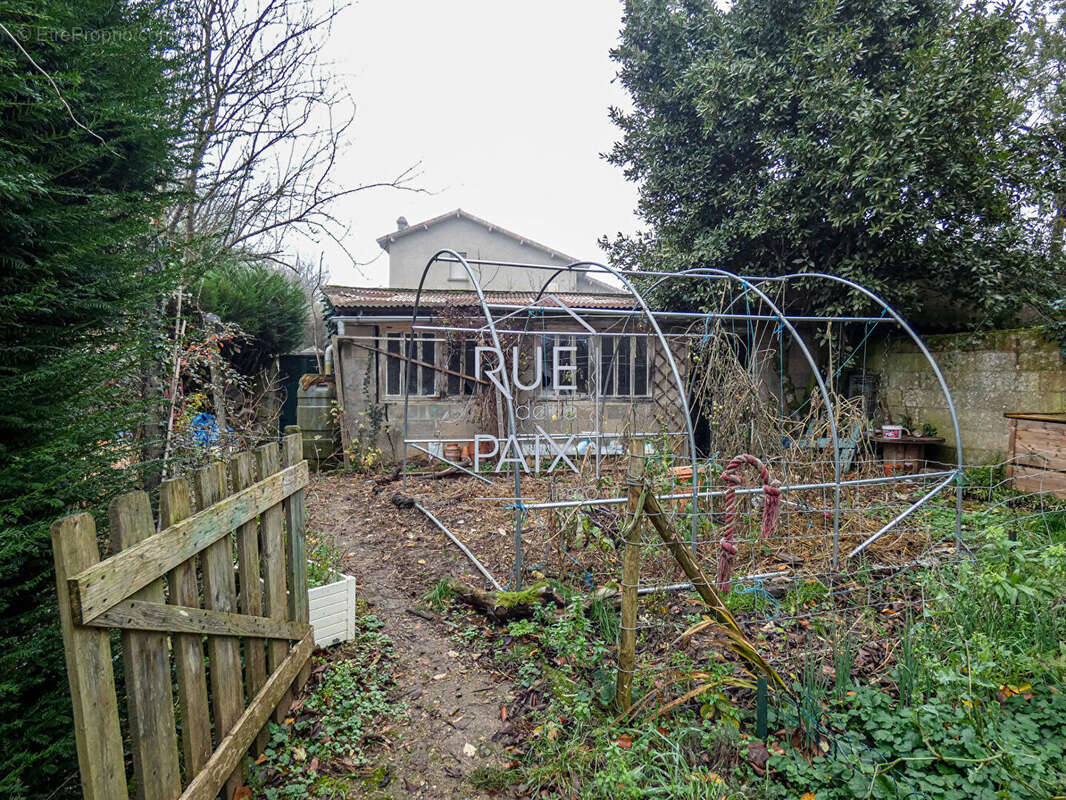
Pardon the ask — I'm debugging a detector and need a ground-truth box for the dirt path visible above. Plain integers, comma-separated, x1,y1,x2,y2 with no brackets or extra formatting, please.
307,474,520,800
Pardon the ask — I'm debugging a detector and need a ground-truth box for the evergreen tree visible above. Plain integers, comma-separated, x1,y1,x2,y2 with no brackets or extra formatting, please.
0,2,179,794
605,0,1064,324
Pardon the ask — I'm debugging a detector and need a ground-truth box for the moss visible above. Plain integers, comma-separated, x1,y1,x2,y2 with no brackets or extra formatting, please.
361,762,391,789
494,581,548,608
469,765,521,791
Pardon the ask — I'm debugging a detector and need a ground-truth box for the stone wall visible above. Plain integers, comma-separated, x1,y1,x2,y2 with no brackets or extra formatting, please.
872,328,1066,464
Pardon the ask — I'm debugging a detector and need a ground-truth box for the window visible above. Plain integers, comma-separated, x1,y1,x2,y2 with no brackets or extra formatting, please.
446,339,477,396
384,333,437,397
600,334,650,398
448,251,469,282
541,334,590,396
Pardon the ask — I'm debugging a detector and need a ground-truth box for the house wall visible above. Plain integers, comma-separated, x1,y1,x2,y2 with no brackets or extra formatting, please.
333,321,687,465
385,215,584,292
871,328,1066,464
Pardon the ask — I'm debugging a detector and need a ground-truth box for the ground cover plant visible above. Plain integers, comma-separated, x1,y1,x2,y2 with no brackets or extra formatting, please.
417,495,1066,800
247,613,406,799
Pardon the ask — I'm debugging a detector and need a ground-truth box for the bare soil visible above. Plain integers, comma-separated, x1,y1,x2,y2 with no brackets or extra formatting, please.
307,472,523,800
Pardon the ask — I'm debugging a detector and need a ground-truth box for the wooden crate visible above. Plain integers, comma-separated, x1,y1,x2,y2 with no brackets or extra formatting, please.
1006,413,1066,499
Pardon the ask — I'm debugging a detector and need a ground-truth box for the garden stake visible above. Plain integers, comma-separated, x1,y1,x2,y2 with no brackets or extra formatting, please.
616,438,646,712
642,486,787,692
757,676,768,739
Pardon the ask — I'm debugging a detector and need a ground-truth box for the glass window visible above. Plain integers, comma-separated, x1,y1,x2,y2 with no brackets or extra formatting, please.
384,333,438,398
446,340,477,396
600,334,651,398
541,334,590,396
448,251,469,281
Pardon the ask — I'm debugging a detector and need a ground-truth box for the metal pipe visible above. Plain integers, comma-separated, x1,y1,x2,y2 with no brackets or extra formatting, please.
636,570,791,596
530,261,703,551
414,502,504,592
478,304,891,324
486,469,957,510
406,249,526,587
847,473,957,558
653,267,845,566
748,271,967,552
406,442,492,485
411,324,753,338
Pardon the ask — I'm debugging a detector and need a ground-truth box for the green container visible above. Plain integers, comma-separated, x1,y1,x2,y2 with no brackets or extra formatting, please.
296,377,337,465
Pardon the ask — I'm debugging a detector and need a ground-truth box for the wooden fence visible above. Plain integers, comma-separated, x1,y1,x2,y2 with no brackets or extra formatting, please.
51,433,312,800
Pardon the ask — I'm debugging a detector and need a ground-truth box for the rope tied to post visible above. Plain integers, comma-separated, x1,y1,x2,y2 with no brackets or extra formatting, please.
716,453,781,593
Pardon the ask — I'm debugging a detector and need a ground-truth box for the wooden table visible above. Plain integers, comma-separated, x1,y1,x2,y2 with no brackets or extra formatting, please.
869,435,945,475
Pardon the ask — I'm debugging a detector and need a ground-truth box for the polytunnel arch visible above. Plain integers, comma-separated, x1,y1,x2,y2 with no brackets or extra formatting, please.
399,251,964,589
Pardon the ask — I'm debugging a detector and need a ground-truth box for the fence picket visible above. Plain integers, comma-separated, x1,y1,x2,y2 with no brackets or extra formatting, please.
50,513,128,800
281,430,310,689
256,442,292,723
54,436,310,800
229,451,269,754
194,461,246,798
159,478,212,780
70,462,308,624
110,492,182,800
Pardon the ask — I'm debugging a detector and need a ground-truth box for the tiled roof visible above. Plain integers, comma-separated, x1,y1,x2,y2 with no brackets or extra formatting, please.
323,285,637,313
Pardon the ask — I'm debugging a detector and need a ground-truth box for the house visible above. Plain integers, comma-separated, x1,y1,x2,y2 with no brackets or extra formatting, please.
377,208,618,293
324,210,686,466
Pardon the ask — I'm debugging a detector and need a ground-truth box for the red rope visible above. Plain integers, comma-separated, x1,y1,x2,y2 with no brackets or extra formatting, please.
715,453,781,593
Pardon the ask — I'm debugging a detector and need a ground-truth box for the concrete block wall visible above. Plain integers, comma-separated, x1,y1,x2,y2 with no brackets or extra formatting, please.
871,328,1066,464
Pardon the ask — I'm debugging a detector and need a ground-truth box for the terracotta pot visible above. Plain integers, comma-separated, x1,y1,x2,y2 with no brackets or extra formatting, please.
444,443,462,461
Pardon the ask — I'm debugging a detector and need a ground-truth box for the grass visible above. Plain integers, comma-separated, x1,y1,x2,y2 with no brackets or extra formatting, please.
421,577,455,610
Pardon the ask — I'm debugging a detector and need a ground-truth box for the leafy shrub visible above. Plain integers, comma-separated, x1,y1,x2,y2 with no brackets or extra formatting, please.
768,686,1066,800
197,260,308,374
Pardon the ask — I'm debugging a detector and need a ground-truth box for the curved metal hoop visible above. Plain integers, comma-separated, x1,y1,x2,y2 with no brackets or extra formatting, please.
399,252,963,587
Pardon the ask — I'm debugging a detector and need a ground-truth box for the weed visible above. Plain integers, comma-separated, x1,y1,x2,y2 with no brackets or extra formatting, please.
247,615,405,798
422,577,454,611
468,765,521,791
588,597,620,643
306,531,344,588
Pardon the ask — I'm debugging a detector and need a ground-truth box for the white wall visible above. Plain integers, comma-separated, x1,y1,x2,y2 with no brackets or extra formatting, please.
385,215,580,292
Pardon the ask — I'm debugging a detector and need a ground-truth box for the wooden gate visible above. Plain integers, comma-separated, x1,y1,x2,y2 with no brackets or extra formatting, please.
51,433,312,800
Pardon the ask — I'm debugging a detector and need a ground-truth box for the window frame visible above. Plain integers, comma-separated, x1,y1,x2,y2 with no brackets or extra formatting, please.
534,332,652,400
446,338,478,397
599,333,652,400
383,332,439,399
538,333,592,399
448,251,469,282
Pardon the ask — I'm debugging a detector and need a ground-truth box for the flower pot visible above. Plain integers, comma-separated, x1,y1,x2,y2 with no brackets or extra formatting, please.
307,573,357,647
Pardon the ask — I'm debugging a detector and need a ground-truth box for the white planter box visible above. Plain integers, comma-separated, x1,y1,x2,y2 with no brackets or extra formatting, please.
307,573,357,647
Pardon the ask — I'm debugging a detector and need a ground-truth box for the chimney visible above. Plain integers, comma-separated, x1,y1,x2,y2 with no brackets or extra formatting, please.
396,216,409,231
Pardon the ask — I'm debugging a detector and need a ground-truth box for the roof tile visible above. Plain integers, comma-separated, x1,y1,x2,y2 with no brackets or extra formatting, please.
323,285,636,312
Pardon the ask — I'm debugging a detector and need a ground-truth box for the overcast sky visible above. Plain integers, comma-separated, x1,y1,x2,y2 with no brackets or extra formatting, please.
318,0,641,286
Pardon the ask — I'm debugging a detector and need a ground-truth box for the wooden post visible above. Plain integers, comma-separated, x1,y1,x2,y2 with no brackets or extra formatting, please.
50,513,128,800
643,488,786,691
281,429,311,689
256,442,292,723
110,492,182,800
616,438,645,712
159,478,212,778
229,451,269,754
194,461,245,799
